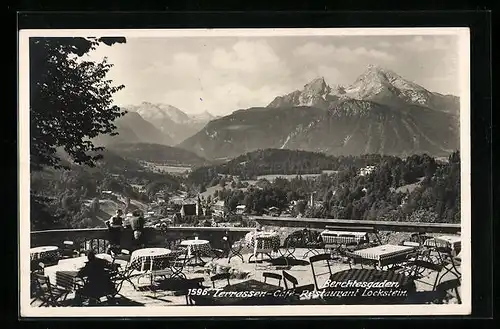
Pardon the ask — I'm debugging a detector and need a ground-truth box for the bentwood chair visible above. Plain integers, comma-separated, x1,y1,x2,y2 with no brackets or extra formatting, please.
282,270,315,291
31,272,71,307
60,241,79,259
262,272,282,287
309,253,334,291
210,273,231,288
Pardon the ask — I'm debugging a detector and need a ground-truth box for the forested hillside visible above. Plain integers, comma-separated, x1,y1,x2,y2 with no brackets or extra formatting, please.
30,151,183,230
209,151,460,223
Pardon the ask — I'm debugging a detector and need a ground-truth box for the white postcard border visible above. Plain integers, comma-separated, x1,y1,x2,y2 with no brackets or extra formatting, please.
18,27,471,317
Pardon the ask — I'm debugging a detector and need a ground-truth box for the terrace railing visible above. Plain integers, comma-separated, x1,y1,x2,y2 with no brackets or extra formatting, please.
30,226,254,250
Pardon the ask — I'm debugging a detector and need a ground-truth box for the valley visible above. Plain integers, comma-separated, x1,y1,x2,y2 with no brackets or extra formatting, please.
31,65,462,232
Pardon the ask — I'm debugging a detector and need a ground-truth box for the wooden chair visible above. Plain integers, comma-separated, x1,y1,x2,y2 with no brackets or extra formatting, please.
210,273,231,288
404,258,443,291
436,278,461,304
60,240,79,259
31,272,71,307
282,270,315,291
309,253,334,290
262,272,282,287
110,249,132,268
184,277,206,305
301,229,325,259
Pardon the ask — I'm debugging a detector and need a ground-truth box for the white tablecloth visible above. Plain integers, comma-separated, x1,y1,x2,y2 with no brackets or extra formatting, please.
320,230,368,245
30,246,59,261
353,244,415,262
130,248,171,271
246,231,281,251
180,239,211,256
424,235,461,251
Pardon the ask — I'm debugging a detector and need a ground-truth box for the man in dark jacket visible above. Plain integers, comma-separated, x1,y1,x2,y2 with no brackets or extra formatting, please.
130,210,145,250
75,251,116,305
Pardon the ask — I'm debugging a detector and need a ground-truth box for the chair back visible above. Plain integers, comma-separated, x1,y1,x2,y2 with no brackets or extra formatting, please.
309,253,333,290
262,272,282,286
210,272,231,288
282,270,298,290
33,273,52,292
413,259,442,273
436,279,461,303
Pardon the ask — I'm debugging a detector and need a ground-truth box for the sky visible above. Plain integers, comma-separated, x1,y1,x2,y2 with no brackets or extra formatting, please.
87,34,460,116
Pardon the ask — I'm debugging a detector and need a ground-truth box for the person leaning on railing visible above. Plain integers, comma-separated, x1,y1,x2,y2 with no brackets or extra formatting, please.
106,209,124,255
130,210,145,250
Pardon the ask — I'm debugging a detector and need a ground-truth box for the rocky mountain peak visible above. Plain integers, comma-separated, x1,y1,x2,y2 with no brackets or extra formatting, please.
303,76,330,95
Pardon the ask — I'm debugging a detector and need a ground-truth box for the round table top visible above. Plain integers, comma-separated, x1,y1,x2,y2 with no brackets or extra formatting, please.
131,248,171,258
30,246,59,253
180,239,209,246
255,232,278,239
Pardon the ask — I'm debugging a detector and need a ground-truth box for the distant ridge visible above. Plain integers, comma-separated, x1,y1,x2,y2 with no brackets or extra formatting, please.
179,65,459,160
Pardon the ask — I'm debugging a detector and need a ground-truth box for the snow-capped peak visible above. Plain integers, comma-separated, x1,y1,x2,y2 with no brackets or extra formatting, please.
344,64,432,105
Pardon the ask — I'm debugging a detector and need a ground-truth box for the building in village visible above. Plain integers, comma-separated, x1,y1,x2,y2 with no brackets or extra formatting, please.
235,205,246,215
359,165,376,176
212,200,226,218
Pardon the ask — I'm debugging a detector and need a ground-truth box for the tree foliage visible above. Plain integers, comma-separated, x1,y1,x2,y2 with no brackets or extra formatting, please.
30,37,126,171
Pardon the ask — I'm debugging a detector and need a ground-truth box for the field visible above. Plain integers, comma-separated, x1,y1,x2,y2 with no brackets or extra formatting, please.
257,173,321,181
142,162,192,175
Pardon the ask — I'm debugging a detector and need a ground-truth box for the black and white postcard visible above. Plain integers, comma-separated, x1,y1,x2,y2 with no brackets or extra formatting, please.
19,28,471,317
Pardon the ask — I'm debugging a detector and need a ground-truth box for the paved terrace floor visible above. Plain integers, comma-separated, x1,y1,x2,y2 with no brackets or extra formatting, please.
32,248,461,307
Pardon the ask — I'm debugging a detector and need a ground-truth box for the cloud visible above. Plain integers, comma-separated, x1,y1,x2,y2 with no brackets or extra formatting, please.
378,41,391,48
302,65,343,85
397,36,452,52
210,40,291,87
293,42,396,63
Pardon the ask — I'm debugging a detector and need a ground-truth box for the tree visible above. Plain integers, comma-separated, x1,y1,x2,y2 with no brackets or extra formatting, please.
30,37,127,171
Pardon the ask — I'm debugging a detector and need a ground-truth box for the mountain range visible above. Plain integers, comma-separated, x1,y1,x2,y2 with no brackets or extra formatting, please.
268,65,459,115
179,65,460,160
125,102,217,144
93,103,217,146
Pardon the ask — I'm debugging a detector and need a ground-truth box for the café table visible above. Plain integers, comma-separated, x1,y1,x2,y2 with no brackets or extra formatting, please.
320,230,368,245
247,231,281,264
44,254,111,289
130,248,172,272
179,239,211,266
352,244,416,269
190,279,284,305
423,235,462,279
424,235,462,255
30,246,60,261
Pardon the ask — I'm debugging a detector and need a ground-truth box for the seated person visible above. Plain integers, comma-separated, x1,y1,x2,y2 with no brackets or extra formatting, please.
74,251,117,304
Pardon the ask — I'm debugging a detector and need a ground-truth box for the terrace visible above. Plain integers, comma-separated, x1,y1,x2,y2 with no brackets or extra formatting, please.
29,219,462,307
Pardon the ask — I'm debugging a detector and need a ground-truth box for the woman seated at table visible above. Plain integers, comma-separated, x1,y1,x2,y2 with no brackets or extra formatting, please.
74,251,117,304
